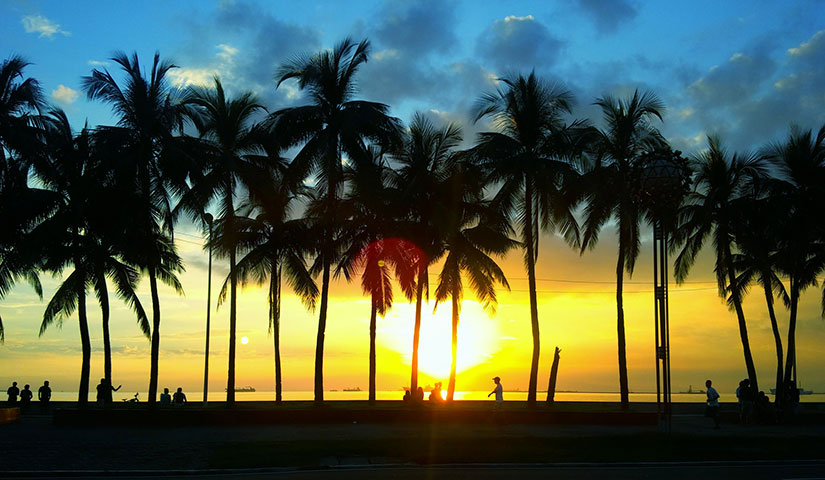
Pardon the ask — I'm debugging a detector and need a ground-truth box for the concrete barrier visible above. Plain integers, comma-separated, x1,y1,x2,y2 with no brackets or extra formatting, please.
0,407,21,424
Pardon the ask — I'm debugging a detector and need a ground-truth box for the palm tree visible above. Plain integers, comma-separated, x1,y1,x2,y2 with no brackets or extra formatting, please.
580,90,665,409
0,55,44,162
762,125,825,398
389,113,461,397
432,162,516,401
272,37,402,402
176,76,268,403
471,73,590,405
673,136,765,393
82,52,186,404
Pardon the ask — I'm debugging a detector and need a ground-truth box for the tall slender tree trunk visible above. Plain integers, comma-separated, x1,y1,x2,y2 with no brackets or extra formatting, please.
315,251,330,403
783,277,798,390
761,277,784,405
723,243,758,392
78,284,91,407
410,265,426,396
524,178,540,407
616,244,629,409
99,274,112,384
271,264,282,403
227,247,237,404
447,293,459,402
147,266,161,405
369,296,377,405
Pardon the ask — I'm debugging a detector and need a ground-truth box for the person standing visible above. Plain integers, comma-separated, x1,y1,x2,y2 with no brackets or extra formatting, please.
488,376,503,408
96,378,122,407
19,385,33,413
705,379,720,429
6,381,19,405
38,380,52,413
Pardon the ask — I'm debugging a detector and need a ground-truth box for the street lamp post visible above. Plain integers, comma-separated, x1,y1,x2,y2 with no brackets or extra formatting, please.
203,213,214,406
640,150,690,432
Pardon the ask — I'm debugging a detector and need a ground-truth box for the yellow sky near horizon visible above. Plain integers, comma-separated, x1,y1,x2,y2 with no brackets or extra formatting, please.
2,223,824,398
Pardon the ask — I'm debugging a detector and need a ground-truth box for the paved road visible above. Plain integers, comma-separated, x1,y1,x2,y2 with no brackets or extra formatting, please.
7,463,825,479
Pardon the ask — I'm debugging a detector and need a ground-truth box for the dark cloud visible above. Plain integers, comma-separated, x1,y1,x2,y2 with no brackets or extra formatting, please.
374,0,458,57
687,52,776,108
476,15,564,74
575,0,637,34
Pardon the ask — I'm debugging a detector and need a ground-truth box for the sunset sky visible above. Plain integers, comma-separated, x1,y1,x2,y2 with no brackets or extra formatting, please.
1,0,824,397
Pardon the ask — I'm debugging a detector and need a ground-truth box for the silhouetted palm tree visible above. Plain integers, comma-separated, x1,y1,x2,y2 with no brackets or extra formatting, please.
433,163,516,401
389,113,460,396
581,90,665,409
82,52,186,404
176,76,267,403
471,73,590,406
673,136,765,393
272,37,402,402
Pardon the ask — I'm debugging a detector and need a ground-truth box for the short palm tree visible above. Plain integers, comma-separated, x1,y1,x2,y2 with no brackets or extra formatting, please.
471,72,591,405
580,90,666,409
673,136,766,393
272,37,402,402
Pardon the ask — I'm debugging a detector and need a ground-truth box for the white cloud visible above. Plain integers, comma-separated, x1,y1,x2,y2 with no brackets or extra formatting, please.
788,30,825,57
51,85,79,104
87,60,109,66
216,44,239,64
21,14,69,38
167,68,217,88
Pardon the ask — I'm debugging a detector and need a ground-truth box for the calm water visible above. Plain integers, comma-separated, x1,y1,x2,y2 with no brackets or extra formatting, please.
47,390,825,403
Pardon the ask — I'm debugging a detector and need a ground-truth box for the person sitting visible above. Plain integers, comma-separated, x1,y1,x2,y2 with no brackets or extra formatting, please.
159,387,172,406
19,385,33,413
429,382,443,402
172,387,187,406
402,389,411,402
414,386,424,402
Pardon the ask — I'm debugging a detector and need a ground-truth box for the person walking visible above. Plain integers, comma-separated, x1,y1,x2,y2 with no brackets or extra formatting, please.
6,381,19,405
488,376,503,408
38,380,52,413
705,379,720,429
19,385,33,413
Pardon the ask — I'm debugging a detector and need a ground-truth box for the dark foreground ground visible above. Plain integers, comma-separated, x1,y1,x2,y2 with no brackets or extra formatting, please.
1,402,824,477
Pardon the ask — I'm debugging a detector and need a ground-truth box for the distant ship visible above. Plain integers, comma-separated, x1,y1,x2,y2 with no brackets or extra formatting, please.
770,386,813,395
679,385,706,394
225,386,256,392
343,387,361,392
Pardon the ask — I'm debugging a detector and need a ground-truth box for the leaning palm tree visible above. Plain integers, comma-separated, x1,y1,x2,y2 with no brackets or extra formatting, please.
271,37,402,402
176,76,267,404
82,51,187,404
389,113,461,397
433,163,516,401
580,90,665,409
672,136,766,393
471,72,591,406
762,124,825,398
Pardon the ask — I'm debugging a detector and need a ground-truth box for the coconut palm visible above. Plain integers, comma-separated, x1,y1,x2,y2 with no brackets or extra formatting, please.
673,136,766,393
82,52,186,404
432,162,516,401
762,125,825,397
272,37,402,402
471,72,591,405
175,76,268,403
388,113,461,397
580,90,665,409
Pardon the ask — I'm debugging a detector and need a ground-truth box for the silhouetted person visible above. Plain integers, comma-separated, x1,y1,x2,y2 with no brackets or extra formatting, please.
160,388,172,406
705,379,720,429
488,376,503,408
736,378,753,424
19,385,32,413
6,381,19,405
402,389,411,402
429,382,443,402
172,387,187,406
38,381,51,413
96,378,122,407
414,386,424,402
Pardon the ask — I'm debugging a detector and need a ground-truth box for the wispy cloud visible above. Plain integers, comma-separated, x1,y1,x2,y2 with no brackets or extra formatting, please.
87,60,109,66
51,85,79,104
21,14,70,38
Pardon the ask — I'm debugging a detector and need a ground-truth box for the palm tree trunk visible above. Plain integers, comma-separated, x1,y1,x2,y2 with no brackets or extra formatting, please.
369,295,377,405
77,284,91,407
147,266,161,405
524,178,540,407
761,277,784,405
616,246,629,409
783,277,798,391
447,293,459,402
410,265,426,396
315,251,330,403
724,243,758,392
227,247,237,404
99,273,112,384
271,264,282,403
